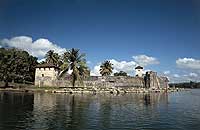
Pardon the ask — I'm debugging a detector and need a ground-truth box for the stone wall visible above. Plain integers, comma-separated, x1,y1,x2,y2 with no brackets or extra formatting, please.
35,67,59,86
35,76,145,88
144,71,169,89
35,73,168,89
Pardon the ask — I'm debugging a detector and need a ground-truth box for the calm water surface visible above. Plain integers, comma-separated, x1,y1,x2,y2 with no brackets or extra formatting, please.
0,89,200,130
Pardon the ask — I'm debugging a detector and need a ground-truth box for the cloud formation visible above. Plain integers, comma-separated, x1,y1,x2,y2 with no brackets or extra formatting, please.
132,54,159,66
176,58,200,70
173,74,180,78
90,64,101,76
90,59,137,76
170,58,200,82
91,55,159,76
0,36,65,58
189,72,198,77
110,59,137,75
163,70,170,75
162,70,200,83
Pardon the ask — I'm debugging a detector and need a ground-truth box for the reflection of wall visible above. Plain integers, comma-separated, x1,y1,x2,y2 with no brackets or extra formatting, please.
143,93,168,107
18,93,169,129
33,93,57,110
0,92,34,129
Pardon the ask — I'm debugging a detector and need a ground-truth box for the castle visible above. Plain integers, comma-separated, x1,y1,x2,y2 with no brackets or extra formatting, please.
35,64,169,89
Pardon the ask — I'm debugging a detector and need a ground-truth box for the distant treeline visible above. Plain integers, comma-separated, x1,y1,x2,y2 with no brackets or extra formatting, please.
169,81,200,88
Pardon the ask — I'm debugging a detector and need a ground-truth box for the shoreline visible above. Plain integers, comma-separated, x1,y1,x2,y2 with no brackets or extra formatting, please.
0,86,186,94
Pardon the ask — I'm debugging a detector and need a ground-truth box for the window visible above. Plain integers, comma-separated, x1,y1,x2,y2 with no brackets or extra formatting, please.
42,74,44,77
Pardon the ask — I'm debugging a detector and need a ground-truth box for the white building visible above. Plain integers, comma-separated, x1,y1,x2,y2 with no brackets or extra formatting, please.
35,63,60,86
135,66,143,77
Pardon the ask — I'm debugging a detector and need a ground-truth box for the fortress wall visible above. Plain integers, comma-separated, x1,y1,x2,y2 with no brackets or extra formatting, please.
35,76,145,88
35,75,168,88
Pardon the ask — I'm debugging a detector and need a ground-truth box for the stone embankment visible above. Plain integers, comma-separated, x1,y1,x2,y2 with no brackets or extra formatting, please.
39,87,185,94
27,87,183,94
0,86,185,94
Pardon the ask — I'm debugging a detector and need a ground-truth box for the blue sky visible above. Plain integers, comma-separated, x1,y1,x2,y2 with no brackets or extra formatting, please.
0,0,200,82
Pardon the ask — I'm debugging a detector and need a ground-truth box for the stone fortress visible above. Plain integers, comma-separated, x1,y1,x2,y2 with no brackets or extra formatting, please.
35,63,60,87
35,64,169,89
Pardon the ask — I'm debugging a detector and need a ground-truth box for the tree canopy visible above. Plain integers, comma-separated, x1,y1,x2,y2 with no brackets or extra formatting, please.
0,48,38,87
99,60,113,76
58,48,90,87
114,71,128,76
45,50,62,67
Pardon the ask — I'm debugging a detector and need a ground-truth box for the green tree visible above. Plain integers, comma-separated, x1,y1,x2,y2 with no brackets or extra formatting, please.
59,48,90,87
0,48,38,87
114,71,127,76
45,50,61,66
99,60,113,76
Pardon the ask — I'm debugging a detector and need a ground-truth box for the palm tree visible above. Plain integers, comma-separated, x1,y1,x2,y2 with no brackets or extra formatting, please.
99,60,113,76
59,48,90,87
45,50,60,66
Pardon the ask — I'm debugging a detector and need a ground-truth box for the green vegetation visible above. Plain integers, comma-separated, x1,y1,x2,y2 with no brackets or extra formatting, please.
57,48,90,87
0,48,38,87
114,71,127,76
169,81,200,88
45,50,62,67
99,60,113,76
0,47,91,88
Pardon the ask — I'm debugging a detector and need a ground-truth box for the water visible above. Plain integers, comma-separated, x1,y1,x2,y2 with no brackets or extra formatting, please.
0,89,200,130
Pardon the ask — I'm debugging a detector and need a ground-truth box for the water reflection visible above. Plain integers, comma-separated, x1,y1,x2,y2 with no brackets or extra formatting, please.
0,91,200,130
0,92,34,130
30,92,169,130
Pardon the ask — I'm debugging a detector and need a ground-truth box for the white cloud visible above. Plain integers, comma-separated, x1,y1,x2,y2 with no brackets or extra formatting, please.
164,70,170,75
90,65,101,76
90,59,137,76
176,58,200,70
189,72,198,77
173,74,180,78
132,54,159,66
37,58,46,63
110,59,136,75
173,58,200,82
0,36,65,58
168,72,200,83
91,55,159,76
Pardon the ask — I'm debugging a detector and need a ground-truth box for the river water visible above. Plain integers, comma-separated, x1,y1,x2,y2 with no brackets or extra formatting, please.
0,89,200,130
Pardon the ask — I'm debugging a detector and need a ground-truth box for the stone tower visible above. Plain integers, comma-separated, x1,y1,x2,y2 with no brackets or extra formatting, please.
35,63,60,86
135,66,143,77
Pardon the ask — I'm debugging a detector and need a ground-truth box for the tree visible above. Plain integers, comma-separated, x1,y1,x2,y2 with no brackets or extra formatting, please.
0,48,38,87
59,48,90,87
45,50,61,66
114,71,127,76
99,60,113,76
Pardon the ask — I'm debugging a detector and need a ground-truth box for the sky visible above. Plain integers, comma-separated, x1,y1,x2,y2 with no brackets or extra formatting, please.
0,0,200,82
